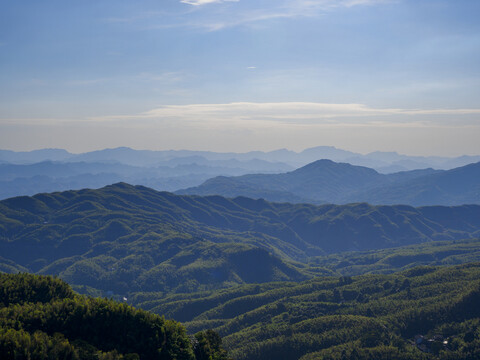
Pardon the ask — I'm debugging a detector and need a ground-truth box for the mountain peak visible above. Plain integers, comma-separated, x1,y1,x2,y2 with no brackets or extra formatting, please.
292,159,380,175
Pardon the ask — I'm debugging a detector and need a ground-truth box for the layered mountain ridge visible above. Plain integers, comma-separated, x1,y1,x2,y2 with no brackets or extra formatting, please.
179,159,480,206
2,146,480,201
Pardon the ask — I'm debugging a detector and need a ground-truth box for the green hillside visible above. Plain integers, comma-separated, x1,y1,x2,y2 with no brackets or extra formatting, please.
1,183,480,297
309,237,480,275
133,263,480,360
1,185,480,359
0,272,230,360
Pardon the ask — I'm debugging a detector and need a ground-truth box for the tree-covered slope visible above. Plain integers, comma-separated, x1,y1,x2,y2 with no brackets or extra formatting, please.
0,272,231,360
128,238,480,318
309,237,480,275
135,263,480,360
1,184,480,296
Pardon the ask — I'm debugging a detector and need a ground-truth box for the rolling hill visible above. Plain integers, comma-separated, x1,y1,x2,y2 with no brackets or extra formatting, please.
1,183,480,297
132,263,480,360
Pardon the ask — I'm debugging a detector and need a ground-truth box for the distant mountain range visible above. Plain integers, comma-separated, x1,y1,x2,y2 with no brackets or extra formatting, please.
1,146,479,171
0,150,293,200
1,183,479,296
1,146,479,201
179,159,480,206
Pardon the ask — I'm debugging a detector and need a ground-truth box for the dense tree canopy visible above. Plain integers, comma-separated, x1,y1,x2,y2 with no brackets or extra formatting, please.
134,263,480,360
0,273,229,360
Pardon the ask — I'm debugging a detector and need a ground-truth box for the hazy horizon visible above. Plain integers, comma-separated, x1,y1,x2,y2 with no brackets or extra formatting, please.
1,1,479,156
1,144,480,159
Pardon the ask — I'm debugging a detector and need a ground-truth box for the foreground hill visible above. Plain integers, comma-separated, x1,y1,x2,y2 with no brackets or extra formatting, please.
1,184,480,296
134,263,480,360
0,272,230,360
179,160,480,206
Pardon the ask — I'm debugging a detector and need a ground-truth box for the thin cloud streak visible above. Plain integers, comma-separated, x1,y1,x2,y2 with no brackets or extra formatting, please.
89,102,480,125
3,102,479,127
119,0,395,32
181,0,239,5
2,101,479,155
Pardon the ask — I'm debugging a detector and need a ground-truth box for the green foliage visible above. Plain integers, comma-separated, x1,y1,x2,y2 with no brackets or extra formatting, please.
0,272,74,306
310,238,480,276
194,330,232,360
0,273,230,360
1,185,480,359
139,263,480,360
1,184,480,297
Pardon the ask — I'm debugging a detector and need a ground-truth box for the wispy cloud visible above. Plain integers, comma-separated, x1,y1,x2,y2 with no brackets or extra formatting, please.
2,101,479,155
90,102,480,126
112,0,395,32
4,102,478,127
180,0,239,6
191,0,395,30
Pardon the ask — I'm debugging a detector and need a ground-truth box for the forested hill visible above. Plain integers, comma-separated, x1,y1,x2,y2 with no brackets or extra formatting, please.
145,263,480,360
0,272,230,359
1,183,480,295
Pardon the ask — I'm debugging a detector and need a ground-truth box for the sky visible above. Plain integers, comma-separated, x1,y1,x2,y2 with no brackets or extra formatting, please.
1,0,479,156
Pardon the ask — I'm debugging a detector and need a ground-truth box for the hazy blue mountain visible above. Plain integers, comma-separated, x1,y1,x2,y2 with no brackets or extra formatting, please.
362,151,480,172
69,147,163,166
179,160,479,206
298,146,358,163
178,175,312,204
352,161,480,206
163,156,293,173
2,146,479,171
0,148,73,164
0,155,293,199
0,161,149,181
381,167,441,182
0,160,217,199
178,160,388,203
2,147,478,204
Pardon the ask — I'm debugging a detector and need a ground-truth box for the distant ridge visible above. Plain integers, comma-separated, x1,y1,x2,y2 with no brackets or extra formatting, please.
2,146,479,170
179,160,480,206
1,146,479,202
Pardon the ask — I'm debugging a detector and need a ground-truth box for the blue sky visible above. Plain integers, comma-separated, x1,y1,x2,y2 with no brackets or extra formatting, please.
1,0,479,155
